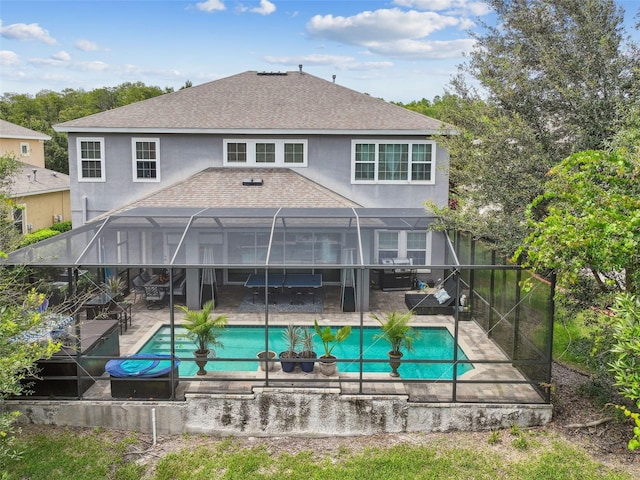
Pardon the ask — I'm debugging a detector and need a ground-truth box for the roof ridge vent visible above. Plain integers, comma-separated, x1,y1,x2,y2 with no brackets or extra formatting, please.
257,71,288,76
242,178,264,186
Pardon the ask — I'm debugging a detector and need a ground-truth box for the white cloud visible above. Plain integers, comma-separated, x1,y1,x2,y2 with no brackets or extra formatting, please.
52,50,71,62
307,9,459,44
0,21,57,45
74,60,110,72
265,53,354,66
75,39,101,52
0,50,21,65
251,0,276,15
30,57,68,67
392,0,492,16
394,0,456,9
195,0,226,12
264,53,393,71
366,38,475,59
306,8,478,60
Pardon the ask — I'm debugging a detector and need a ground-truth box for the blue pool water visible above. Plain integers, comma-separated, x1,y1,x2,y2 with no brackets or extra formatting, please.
138,325,473,379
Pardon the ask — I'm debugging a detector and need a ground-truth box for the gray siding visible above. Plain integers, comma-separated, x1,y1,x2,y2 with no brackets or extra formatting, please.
69,133,449,225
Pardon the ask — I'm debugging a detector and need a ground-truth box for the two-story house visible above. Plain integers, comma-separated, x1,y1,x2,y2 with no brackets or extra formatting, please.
53,69,454,310
0,119,70,233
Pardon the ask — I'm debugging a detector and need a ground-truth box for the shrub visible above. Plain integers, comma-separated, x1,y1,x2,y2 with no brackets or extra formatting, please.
50,221,71,233
19,229,59,247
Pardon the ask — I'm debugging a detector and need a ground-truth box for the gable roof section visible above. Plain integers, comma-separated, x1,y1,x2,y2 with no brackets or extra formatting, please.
0,119,51,140
110,168,361,215
54,71,452,135
11,163,70,197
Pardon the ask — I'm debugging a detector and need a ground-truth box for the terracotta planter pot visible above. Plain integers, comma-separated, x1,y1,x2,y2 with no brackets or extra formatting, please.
194,349,210,376
388,351,403,377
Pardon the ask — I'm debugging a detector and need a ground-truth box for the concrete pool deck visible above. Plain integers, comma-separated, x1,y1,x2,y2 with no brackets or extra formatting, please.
5,285,553,436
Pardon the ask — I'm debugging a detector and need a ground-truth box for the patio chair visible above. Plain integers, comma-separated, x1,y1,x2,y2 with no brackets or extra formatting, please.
140,270,152,282
172,276,186,303
144,285,166,309
131,275,146,303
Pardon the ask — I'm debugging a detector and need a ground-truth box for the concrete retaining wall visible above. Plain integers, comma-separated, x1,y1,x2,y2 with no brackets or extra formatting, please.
4,389,553,436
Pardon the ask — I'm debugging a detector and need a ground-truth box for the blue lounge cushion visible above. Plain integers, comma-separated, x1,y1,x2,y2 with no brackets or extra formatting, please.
106,353,180,378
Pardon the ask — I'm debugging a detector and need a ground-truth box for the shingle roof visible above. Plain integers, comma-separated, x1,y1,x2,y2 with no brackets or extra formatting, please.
0,119,51,140
11,163,70,197
54,71,451,133
111,168,361,214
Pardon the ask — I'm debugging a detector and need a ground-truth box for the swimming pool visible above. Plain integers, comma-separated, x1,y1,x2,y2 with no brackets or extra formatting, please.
138,325,473,380
137,325,473,379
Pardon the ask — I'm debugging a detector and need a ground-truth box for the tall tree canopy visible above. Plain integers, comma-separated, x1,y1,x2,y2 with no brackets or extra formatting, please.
517,91,640,292
434,0,638,255
467,0,635,154
0,82,172,174
516,149,640,293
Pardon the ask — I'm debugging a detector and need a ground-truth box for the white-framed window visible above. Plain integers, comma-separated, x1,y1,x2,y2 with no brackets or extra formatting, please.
375,230,432,266
20,143,30,156
132,138,160,182
223,139,307,167
352,140,435,183
76,137,105,182
13,206,24,234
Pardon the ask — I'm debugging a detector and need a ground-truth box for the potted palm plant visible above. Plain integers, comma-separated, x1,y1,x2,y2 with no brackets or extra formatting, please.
279,323,302,373
178,300,228,375
104,275,124,302
299,328,317,373
372,310,420,377
313,319,351,376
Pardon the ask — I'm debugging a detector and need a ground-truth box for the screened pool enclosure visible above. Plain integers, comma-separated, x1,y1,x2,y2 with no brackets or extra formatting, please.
4,207,555,404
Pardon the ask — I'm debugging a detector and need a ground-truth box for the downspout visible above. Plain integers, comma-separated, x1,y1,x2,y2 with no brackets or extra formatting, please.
82,196,88,225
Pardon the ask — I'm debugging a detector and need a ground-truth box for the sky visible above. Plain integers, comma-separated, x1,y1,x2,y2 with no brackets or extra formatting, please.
1,0,639,103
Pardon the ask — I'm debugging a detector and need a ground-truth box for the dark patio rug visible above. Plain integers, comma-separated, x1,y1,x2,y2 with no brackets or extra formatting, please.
238,291,323,313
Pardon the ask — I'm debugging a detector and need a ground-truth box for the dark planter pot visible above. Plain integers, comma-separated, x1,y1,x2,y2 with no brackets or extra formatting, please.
194,349,210,376
279,351,298,373
318,355,337,376
300,351,317,373
388,351,403,377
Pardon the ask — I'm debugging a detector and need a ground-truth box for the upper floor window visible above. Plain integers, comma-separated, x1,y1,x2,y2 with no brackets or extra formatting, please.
352,141,435,183
20,143,30,156
77,137,105,182
132,138,160,182
224,139,307,167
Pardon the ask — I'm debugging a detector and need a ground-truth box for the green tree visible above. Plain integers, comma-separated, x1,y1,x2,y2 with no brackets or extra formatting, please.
0,82,172,174
429,97,554,254
608,294,640,450
0,154,60,467
516,149,640,294
0,154,20,254
431,0,638,255
464,0,635,154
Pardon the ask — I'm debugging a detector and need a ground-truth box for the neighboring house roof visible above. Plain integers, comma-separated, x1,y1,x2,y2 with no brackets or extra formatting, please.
108,168,361,215
11,163,70,197
0,119,51,140
54,70,453,135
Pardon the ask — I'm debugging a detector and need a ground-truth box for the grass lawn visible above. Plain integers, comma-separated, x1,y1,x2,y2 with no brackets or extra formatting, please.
3,425,634,480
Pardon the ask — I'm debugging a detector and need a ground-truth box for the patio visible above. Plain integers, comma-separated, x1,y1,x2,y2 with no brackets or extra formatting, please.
71,284,544,405
2,209,554,435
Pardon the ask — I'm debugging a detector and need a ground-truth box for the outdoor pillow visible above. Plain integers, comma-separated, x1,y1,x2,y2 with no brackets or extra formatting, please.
435,288,451,304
